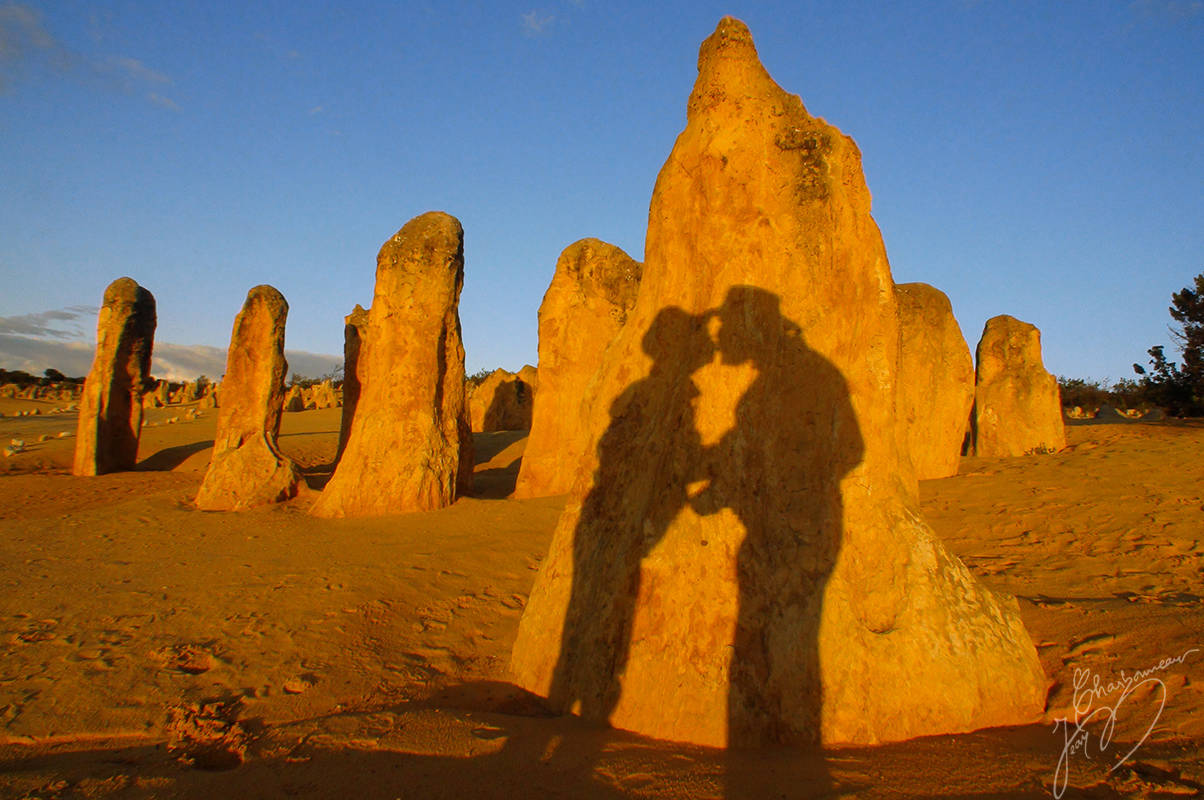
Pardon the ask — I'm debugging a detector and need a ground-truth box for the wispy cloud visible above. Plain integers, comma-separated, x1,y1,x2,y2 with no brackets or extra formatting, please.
308,104,324,115
105,54,169,85
0,333,94,377
0,3,177,107
147,91,179,111
0,321,342,382
521,10,555,36
0,2,59,92
0,305,96,340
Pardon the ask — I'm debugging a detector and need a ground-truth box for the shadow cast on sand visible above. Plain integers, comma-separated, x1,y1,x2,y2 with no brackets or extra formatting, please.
135,440,213,472
0,706,1081,799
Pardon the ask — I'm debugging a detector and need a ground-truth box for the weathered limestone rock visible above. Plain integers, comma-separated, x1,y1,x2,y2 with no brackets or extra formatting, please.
195,286,301,510
282,384,305,412
309,380,338,410
510,18,1046,748
972,315,1066,457
312,212,473,517
517,364,539,392
513,239,642,499
152,379,170,407
337,304,369,462
198,382,218,409
467,368,535,432
73,278,156,475
894,283,975,480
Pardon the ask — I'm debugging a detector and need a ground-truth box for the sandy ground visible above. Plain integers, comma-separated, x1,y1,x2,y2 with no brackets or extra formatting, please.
0,399,1201,798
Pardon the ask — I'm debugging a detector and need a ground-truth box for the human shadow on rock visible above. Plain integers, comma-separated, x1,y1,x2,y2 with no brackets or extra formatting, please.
544,287,863,798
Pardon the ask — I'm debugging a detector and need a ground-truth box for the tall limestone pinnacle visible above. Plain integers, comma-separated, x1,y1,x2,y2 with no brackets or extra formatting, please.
509,17,1046,748
195,285,301,511
972,314,1066,457
73,277,157,476
311,212,472,518
514,238,642,499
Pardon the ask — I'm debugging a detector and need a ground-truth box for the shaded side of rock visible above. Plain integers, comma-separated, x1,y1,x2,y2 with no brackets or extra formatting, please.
337,304,369,463
468,368,535,432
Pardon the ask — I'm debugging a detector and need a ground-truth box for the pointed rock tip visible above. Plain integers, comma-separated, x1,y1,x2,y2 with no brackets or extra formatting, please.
699,16,757,63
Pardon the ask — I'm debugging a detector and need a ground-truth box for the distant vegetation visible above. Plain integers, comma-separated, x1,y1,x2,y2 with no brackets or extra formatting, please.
0,367,84,387
289,365,344,389
1057,376,1146,411
466,367,492,388
1131,271,1203,416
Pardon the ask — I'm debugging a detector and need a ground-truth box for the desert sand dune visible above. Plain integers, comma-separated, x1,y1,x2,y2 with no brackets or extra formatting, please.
0,405,1201,796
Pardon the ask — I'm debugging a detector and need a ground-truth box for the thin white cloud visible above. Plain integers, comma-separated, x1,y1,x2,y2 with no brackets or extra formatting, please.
150,345,342,382
0,3,176,107
0,334,342,383
521,10,555,36
308,104,324,115
106,55,169,84
147,91,179,111
0,2,58,92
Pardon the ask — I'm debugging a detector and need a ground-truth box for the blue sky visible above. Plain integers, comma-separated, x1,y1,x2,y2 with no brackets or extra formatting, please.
1,1,1201,382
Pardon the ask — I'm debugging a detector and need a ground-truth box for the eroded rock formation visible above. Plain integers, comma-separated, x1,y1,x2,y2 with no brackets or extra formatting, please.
312,212,472,517
195,286,300,510
895,283,975,480
972,315,1066,457
337,304,368,462
73,278,156,475
509,18,1046,748
517,364,539,392
282,385,304,412
306,380,338,410
514,239,642,498
467,368,535,432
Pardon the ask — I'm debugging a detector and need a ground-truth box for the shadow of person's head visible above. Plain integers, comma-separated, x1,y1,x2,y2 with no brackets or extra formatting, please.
715,286,802,366
642,306,715,373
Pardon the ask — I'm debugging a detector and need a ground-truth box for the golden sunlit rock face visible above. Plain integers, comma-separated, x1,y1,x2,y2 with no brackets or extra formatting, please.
72,277,157,476
514,239,642,499
972,314,1067,457
509,17,1046,748
195,285,300,511
468,368,535,432
311,212,472,518
895,282,975,480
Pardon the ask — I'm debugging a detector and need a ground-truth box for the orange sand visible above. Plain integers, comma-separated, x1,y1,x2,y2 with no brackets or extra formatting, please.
1,400,1201,797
